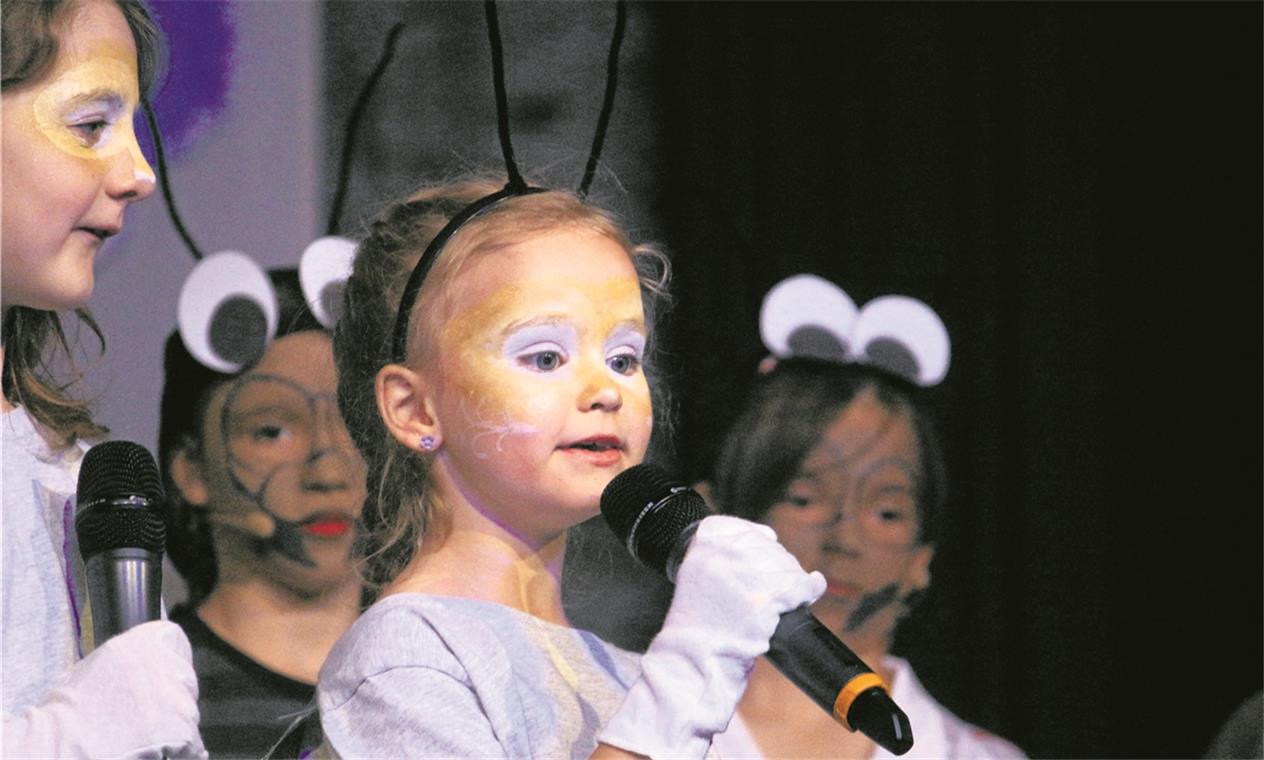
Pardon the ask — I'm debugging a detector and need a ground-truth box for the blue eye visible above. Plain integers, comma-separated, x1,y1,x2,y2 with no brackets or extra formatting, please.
607,352,640,375
524,351,564,372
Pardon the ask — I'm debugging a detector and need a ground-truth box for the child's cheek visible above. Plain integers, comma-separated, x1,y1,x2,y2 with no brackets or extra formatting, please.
623,377,652,424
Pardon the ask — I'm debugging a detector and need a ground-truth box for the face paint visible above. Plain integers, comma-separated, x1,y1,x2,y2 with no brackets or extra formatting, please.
762,391,930,642
425,228,653,542
215,373,362,565
193,333,366,573
1,1,156,311
32,56,150,179
844,582,901,632
441,274,651,461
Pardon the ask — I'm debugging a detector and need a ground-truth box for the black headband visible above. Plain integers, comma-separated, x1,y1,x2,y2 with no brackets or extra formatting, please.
386,0,627,363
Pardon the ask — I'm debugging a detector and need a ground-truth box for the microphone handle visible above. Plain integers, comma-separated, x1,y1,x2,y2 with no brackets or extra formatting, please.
767,607,914,754
84,547,162,644
665,520,912,755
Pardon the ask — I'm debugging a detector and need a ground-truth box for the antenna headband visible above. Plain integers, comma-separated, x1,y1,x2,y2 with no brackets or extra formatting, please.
387,183,545,362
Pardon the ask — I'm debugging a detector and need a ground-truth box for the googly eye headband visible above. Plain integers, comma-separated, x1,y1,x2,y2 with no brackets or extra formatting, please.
144,25,408,373
759,274,951,387
387,0,629,362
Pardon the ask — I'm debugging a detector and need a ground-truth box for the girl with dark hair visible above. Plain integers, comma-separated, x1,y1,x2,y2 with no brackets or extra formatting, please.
159,267,365,758
1,1,203,755
709,276,1025,758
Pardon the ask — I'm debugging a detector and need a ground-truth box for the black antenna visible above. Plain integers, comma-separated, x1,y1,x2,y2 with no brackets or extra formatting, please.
484,0,527,192
142,99,204,260
327,23,406,235
578,0,627,198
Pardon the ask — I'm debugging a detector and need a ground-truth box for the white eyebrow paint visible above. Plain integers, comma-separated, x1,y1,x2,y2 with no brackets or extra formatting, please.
500,321,578,358
604,322,647,359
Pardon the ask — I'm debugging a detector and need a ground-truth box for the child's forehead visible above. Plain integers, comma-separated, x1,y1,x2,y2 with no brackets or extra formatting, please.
452,228,639,304
443,272,644,343
59,0,138,69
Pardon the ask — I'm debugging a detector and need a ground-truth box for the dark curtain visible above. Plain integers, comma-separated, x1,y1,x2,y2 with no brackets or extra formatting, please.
647,2,1261,758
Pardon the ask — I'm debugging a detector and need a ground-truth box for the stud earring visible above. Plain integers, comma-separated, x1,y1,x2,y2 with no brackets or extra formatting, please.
420,435,437,452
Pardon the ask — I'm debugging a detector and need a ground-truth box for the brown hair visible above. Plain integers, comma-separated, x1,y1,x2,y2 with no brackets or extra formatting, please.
1,0,162,446
335,176,670,599
713,358,946,546
2,0,161,93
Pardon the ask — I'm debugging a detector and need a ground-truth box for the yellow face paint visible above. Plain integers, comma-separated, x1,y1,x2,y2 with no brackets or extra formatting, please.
31,55,153,180
441,274,651,440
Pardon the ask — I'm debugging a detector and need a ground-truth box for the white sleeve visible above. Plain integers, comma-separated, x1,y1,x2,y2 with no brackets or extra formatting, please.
2,620,206,759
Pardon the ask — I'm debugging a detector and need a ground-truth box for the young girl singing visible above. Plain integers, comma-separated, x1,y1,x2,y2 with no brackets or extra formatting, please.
317,177,825,758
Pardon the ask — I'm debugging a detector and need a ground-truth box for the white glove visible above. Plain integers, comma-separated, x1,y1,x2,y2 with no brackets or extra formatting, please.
599,515,825,759
3,620,207,759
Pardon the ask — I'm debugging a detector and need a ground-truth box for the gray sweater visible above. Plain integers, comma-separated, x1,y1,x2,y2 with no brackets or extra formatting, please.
318,593,643,759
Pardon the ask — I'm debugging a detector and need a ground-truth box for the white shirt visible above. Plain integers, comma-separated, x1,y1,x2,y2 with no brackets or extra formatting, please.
712,655,1026,759
1,406,92,717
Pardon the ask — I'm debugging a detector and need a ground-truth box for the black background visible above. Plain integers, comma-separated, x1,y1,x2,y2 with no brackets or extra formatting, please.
325,3,1262,756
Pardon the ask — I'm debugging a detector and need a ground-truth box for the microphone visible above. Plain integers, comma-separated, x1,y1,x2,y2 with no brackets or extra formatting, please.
75,440,167,645
601,463,915,756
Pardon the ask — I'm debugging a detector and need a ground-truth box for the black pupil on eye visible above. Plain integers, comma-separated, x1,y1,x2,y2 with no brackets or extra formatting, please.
537,353,558,370
611,356,629,372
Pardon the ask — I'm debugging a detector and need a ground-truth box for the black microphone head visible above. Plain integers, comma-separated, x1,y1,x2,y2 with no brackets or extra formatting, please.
75,440,167,559
600,463,709,575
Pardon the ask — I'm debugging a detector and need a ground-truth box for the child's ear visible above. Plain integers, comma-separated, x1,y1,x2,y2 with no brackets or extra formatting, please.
376,363,442,453
170,448,210,507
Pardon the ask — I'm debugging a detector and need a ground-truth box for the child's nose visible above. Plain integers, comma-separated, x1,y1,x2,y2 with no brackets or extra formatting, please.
578,366,623,412
104,122,156,202
302,439,355,493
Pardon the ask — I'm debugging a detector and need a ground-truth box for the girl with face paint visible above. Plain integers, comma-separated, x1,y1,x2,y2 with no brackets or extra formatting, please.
315,177,826,760
0,2,204,757
158,270,367,758
709,359,1025,759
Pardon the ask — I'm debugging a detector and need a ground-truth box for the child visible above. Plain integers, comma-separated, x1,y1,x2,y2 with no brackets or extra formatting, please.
1,0,203,755
160,266,365,757
317,177,825,758
709,275,1026,758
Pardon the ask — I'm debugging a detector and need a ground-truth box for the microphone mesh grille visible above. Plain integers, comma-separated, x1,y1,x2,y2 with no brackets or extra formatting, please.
76,440,165,506
75,441,167,557
601,464,709,574
76,505,166,557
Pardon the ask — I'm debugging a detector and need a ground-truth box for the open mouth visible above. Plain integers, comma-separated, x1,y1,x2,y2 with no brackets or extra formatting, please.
561,436,623,464
568,441,619,452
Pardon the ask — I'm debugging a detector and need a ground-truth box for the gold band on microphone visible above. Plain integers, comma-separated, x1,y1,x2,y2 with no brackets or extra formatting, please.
832,673,889,731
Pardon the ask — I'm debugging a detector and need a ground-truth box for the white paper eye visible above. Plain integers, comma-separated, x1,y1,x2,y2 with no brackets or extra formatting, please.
299,236,357,329
177,251,277,374
852,295,951,386
759,274,859,362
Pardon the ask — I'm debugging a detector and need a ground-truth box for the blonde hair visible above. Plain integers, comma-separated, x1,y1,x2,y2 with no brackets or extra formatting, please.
334,176,669,599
